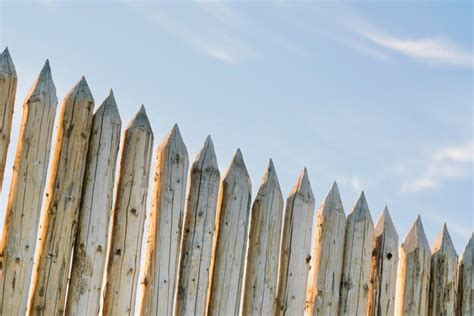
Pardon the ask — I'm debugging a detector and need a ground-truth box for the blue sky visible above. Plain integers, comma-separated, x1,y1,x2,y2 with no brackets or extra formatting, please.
0,0,472,252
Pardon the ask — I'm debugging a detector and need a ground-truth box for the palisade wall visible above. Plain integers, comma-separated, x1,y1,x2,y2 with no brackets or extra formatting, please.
0,50,472,316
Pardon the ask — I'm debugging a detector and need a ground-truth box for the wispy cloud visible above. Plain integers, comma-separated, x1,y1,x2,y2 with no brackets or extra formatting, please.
339,176,365,193
401,142,473,193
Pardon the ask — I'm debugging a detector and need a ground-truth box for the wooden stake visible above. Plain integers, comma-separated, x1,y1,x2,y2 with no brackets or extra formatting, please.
394,215,431,316
428,224,458,315
367,206,399,316
456,234,473,316
0,47,18,191
66,90,121,316
102,105,153,316
339,191,374,315
305,182,346,316
138,124,189,316
0,61,57,315
28,77,94,315
207,149,252,316
276,168,315,315
175,136,220,316
241,159,284,316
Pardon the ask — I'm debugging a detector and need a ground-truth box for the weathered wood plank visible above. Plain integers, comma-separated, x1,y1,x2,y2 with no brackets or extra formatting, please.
207,149,252,316
368,206,399,316
66,90,121,316
102,105,153,316
242,159,284,316
0,61,57,315
28,77,94,315
428,224,458,315
0,47,17,191
394,215,431,316
276,168,315,316
138,124,189,316
175,136,220,316
456,234,473,316
339,191,374,315
305,182,346,316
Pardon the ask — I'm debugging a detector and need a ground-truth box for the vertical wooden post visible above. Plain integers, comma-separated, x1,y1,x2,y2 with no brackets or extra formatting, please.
368,206,399,316
305,182,346,316
102,105,153,316
175,136,220,316
276,168,315,315
456,234,473,316
28,77,94,315
242,159,284,316
428,224,458,315
207,149,252,316
138,124,189,316
339,191,374,315
394,215,431,316
0,47,18,191
66,90,121,316
0,61,57,315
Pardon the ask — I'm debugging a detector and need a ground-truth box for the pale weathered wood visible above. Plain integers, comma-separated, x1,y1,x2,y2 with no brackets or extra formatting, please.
428,224,458,315
102,105,153,316
0,61,57,315
456,234,473,316
305,182,346,316
175,136,220,316
207,149,252,316
28,77,94,315
242,159,284,316
0,47,17,191
339,191,374,315
394,215,431,316
275,168,315,316
65,90,121,316
368,206,399,316
138,124,189,316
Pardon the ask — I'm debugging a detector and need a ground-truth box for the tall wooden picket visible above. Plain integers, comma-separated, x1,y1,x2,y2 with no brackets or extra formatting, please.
0,61,57,315
138,124,189,316
28,77,94,315
456,234,473,315
66,91,121,316
174,136,220,316
394,216,431,316
305,182,346,316
207,149,252,316
428,224,458,315
0,47,17,191
367,206,398,316
339,191,374,316
275,168,315,315
102,105,153,316
241,159,284,316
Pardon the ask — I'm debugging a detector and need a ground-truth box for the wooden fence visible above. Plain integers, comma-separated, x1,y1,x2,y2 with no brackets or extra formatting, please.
0,50,472,316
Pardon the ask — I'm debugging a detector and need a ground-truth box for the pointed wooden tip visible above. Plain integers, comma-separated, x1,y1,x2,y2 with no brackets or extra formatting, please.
26,59,57,106
261,158,280,190
289,167,313,199
40,59,51,78
432,224,457,256
0,46,16,76
374,206,397,238
224,148,250,183
128,104,152,133
320,181,344,215
95,90,121,124
461,233,473,260
160,123,187,155
66,76,94,104
193,135,219,172
348,191,373,223
402,215,430,253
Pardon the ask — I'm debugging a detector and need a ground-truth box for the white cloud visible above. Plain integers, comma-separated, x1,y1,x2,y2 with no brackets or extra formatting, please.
339,176,364,192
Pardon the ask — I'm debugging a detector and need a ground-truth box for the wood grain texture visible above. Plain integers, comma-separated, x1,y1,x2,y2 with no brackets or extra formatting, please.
305,182,346,316
66,91,121,316
103,105,153,316
339,191,374,316
456,234,473,316
207,149,251,316
276,168,315,316
394,216,431,316
175,136,220,316
0,47,17,191
28,77,94,315
138,124,189,316
368,206,398,316
0,61,57,315
241,159,284,316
